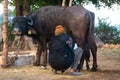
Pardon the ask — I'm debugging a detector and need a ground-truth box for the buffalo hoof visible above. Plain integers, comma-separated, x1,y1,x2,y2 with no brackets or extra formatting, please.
40,65,47,69
86,67,90,71
33,62,40,66
90,67,97,72
76,69,81,72
86,66,90,70
61,70,65,73
0,64,9,68
77,70,81,72
52,69,57,74
77,66,82,72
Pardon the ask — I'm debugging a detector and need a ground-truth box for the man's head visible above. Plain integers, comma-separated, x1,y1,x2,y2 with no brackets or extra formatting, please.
55,25,65,36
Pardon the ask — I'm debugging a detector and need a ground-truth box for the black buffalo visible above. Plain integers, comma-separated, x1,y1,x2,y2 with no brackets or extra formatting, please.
12,5,97,71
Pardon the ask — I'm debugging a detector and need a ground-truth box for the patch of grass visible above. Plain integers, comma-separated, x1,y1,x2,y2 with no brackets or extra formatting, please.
100,48,120,60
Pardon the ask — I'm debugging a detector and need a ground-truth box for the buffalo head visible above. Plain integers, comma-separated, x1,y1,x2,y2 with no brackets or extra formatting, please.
11,16,33,35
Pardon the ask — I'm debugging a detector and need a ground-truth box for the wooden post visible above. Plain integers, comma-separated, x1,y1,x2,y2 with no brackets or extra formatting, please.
1,0,8,68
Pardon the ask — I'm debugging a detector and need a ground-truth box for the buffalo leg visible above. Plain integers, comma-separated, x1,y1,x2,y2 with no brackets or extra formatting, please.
85,43,90,70
77,40,90,71
89,36,97,71
77,53,84,71
42,48,47,67
77,49,90,71
85,50,90,70
86,59,90,70
33,44,42,66
75,40,85,71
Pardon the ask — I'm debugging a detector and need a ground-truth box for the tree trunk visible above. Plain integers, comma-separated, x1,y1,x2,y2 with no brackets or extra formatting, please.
62,0,66,6
68,0,73,7
1,0,8,68
14,0,23,16
12,0,35,50
14,0,29,17
62,0,73,7
23,0,30,16
58,0,61,5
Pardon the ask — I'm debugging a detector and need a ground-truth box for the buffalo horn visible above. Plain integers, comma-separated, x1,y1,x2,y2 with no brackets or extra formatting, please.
27,17,33,26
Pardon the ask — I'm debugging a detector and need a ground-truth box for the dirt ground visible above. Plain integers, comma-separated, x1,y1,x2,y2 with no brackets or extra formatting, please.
0,48,120,80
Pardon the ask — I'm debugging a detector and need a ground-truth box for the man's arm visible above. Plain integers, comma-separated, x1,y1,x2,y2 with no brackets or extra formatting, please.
66,37,74,50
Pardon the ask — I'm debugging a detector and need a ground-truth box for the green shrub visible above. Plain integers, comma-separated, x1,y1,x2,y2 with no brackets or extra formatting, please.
95,18,120,44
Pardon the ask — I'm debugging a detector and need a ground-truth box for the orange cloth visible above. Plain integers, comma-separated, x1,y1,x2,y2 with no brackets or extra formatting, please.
55,25,65,36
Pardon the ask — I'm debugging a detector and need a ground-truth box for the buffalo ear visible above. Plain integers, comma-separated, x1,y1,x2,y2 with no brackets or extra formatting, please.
26,17,33,26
